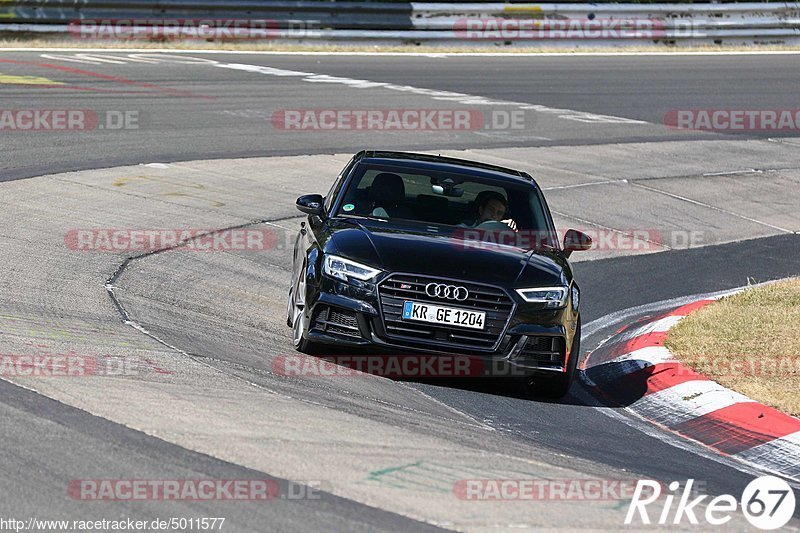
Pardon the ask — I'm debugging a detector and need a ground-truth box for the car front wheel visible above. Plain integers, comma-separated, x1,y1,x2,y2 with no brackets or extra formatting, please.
289,261,321,354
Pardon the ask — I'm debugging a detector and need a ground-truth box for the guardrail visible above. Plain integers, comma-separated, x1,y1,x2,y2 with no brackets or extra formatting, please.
1,1,799,47
0,1,414,30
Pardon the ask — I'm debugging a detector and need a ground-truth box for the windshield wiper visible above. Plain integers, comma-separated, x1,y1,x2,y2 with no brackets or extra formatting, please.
339,214,387,222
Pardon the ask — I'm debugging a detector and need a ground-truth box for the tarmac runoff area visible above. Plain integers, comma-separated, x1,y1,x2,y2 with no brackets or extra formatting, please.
0,138,799,529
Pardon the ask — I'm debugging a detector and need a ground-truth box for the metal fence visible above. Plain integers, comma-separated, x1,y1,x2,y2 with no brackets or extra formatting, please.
1,1,799,46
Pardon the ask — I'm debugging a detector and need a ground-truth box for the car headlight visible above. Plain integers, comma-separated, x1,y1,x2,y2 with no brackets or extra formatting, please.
323,254,381,282
515,286,569,308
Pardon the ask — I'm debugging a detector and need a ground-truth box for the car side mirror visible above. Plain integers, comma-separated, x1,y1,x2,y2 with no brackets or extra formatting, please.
563,229,592,257
296,194,325,217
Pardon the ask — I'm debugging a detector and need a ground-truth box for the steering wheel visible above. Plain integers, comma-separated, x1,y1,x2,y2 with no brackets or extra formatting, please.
475,220,513,231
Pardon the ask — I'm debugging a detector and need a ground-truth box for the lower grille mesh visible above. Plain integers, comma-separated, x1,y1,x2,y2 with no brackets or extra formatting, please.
313,306,361,338
519,336,566,367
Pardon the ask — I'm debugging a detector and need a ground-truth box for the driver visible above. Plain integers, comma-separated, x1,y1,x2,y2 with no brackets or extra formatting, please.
463,191,517,230
476,192,507,224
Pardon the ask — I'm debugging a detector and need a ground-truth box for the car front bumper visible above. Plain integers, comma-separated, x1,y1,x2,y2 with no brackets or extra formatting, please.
301,274,578,377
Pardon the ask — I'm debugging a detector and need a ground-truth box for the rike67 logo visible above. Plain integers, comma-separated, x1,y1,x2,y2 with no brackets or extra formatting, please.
626,476,796,530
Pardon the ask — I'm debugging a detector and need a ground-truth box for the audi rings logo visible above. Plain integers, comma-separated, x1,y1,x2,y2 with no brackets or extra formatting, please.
425,283,469,301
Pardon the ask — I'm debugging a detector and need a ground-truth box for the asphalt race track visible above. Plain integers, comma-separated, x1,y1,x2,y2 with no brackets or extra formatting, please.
1,50,799,531
3,51,800,180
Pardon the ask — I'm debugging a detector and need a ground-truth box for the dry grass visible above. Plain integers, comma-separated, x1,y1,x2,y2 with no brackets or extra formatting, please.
666,278,800,416
1,37,800,54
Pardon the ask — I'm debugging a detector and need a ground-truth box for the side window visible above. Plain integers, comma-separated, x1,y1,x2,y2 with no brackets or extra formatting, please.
324,157,356,212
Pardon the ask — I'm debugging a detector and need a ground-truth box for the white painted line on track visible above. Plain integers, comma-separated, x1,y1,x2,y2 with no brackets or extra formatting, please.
39,52,167,64
570,383,787,484
631,380,754,427
584,291,714,343
24,50,649,125
735,430,800,480
550,208,671,251
631,181,795,234
581,284,763,343
213,60,646,124
5,47,800,57
542,178,628,191
612,315,684,343
606,345,677,368
580,280,800,488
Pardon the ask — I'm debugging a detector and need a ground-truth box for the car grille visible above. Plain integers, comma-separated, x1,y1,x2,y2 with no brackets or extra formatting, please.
312,306,361,338
378,274,514,351
518,336,566,369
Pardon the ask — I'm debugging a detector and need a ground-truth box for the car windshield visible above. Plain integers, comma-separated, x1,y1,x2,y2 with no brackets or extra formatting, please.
335,163,557,248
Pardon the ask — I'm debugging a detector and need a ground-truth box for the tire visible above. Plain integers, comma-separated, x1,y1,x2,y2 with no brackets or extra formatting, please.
289,261,321,355
286,285,294,328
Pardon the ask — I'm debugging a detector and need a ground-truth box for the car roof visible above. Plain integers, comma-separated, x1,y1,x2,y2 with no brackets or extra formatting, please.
357,150,538,187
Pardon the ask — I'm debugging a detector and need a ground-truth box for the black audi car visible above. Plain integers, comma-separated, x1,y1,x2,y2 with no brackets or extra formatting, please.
287,150,591,396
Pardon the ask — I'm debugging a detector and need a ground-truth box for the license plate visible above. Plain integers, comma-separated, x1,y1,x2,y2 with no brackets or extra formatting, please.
402,301,485,330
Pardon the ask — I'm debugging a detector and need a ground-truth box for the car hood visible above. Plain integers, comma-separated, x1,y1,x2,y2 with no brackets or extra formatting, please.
325,218,568,287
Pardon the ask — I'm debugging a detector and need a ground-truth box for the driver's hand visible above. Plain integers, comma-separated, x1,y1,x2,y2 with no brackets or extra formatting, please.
502,218,518,231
